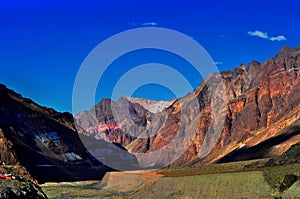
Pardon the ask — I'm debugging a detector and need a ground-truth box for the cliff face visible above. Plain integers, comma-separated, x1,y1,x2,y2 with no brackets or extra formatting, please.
0,84,113,182
75,45,300,168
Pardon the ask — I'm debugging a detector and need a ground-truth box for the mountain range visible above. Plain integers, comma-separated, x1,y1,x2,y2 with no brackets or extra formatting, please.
75,45,300,168
0,45,299,182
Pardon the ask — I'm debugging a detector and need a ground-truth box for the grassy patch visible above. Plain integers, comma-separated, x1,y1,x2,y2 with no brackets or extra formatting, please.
40,181,125,199
263,163,300,191
158,159,268,177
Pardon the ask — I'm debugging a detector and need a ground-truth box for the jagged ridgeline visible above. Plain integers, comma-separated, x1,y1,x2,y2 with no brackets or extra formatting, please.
0,45,299,183
75,45,300,167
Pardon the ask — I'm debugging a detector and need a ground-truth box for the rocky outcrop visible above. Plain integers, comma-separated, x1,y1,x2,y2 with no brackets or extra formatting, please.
279,174,298,192
75,45,300,168
0,178,47,199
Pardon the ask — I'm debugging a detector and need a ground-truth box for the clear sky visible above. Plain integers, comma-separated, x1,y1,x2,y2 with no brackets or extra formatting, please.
1,0,300,113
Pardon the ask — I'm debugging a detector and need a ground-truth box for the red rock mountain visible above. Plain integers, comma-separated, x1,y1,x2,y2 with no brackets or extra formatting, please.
1,45,299,175
75,45,300,168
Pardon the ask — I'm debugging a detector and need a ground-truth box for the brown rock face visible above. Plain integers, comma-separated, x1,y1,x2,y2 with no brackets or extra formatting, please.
75,45,300,168
0,84,114,182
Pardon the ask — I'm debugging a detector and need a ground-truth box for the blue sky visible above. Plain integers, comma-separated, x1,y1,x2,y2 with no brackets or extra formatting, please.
1,0,300,113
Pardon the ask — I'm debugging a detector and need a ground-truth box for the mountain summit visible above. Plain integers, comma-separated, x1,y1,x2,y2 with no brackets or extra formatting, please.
75,45,300,168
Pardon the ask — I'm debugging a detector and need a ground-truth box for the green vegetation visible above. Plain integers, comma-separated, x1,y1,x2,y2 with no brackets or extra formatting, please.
131,171,271,198
40,181,125,199
157,159,268,177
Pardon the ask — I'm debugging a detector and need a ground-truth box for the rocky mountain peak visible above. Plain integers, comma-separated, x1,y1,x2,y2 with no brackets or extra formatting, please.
123,96,175,113
75,45,300,168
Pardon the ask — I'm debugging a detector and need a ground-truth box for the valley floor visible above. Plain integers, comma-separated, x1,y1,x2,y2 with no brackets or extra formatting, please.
40,159,300,199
